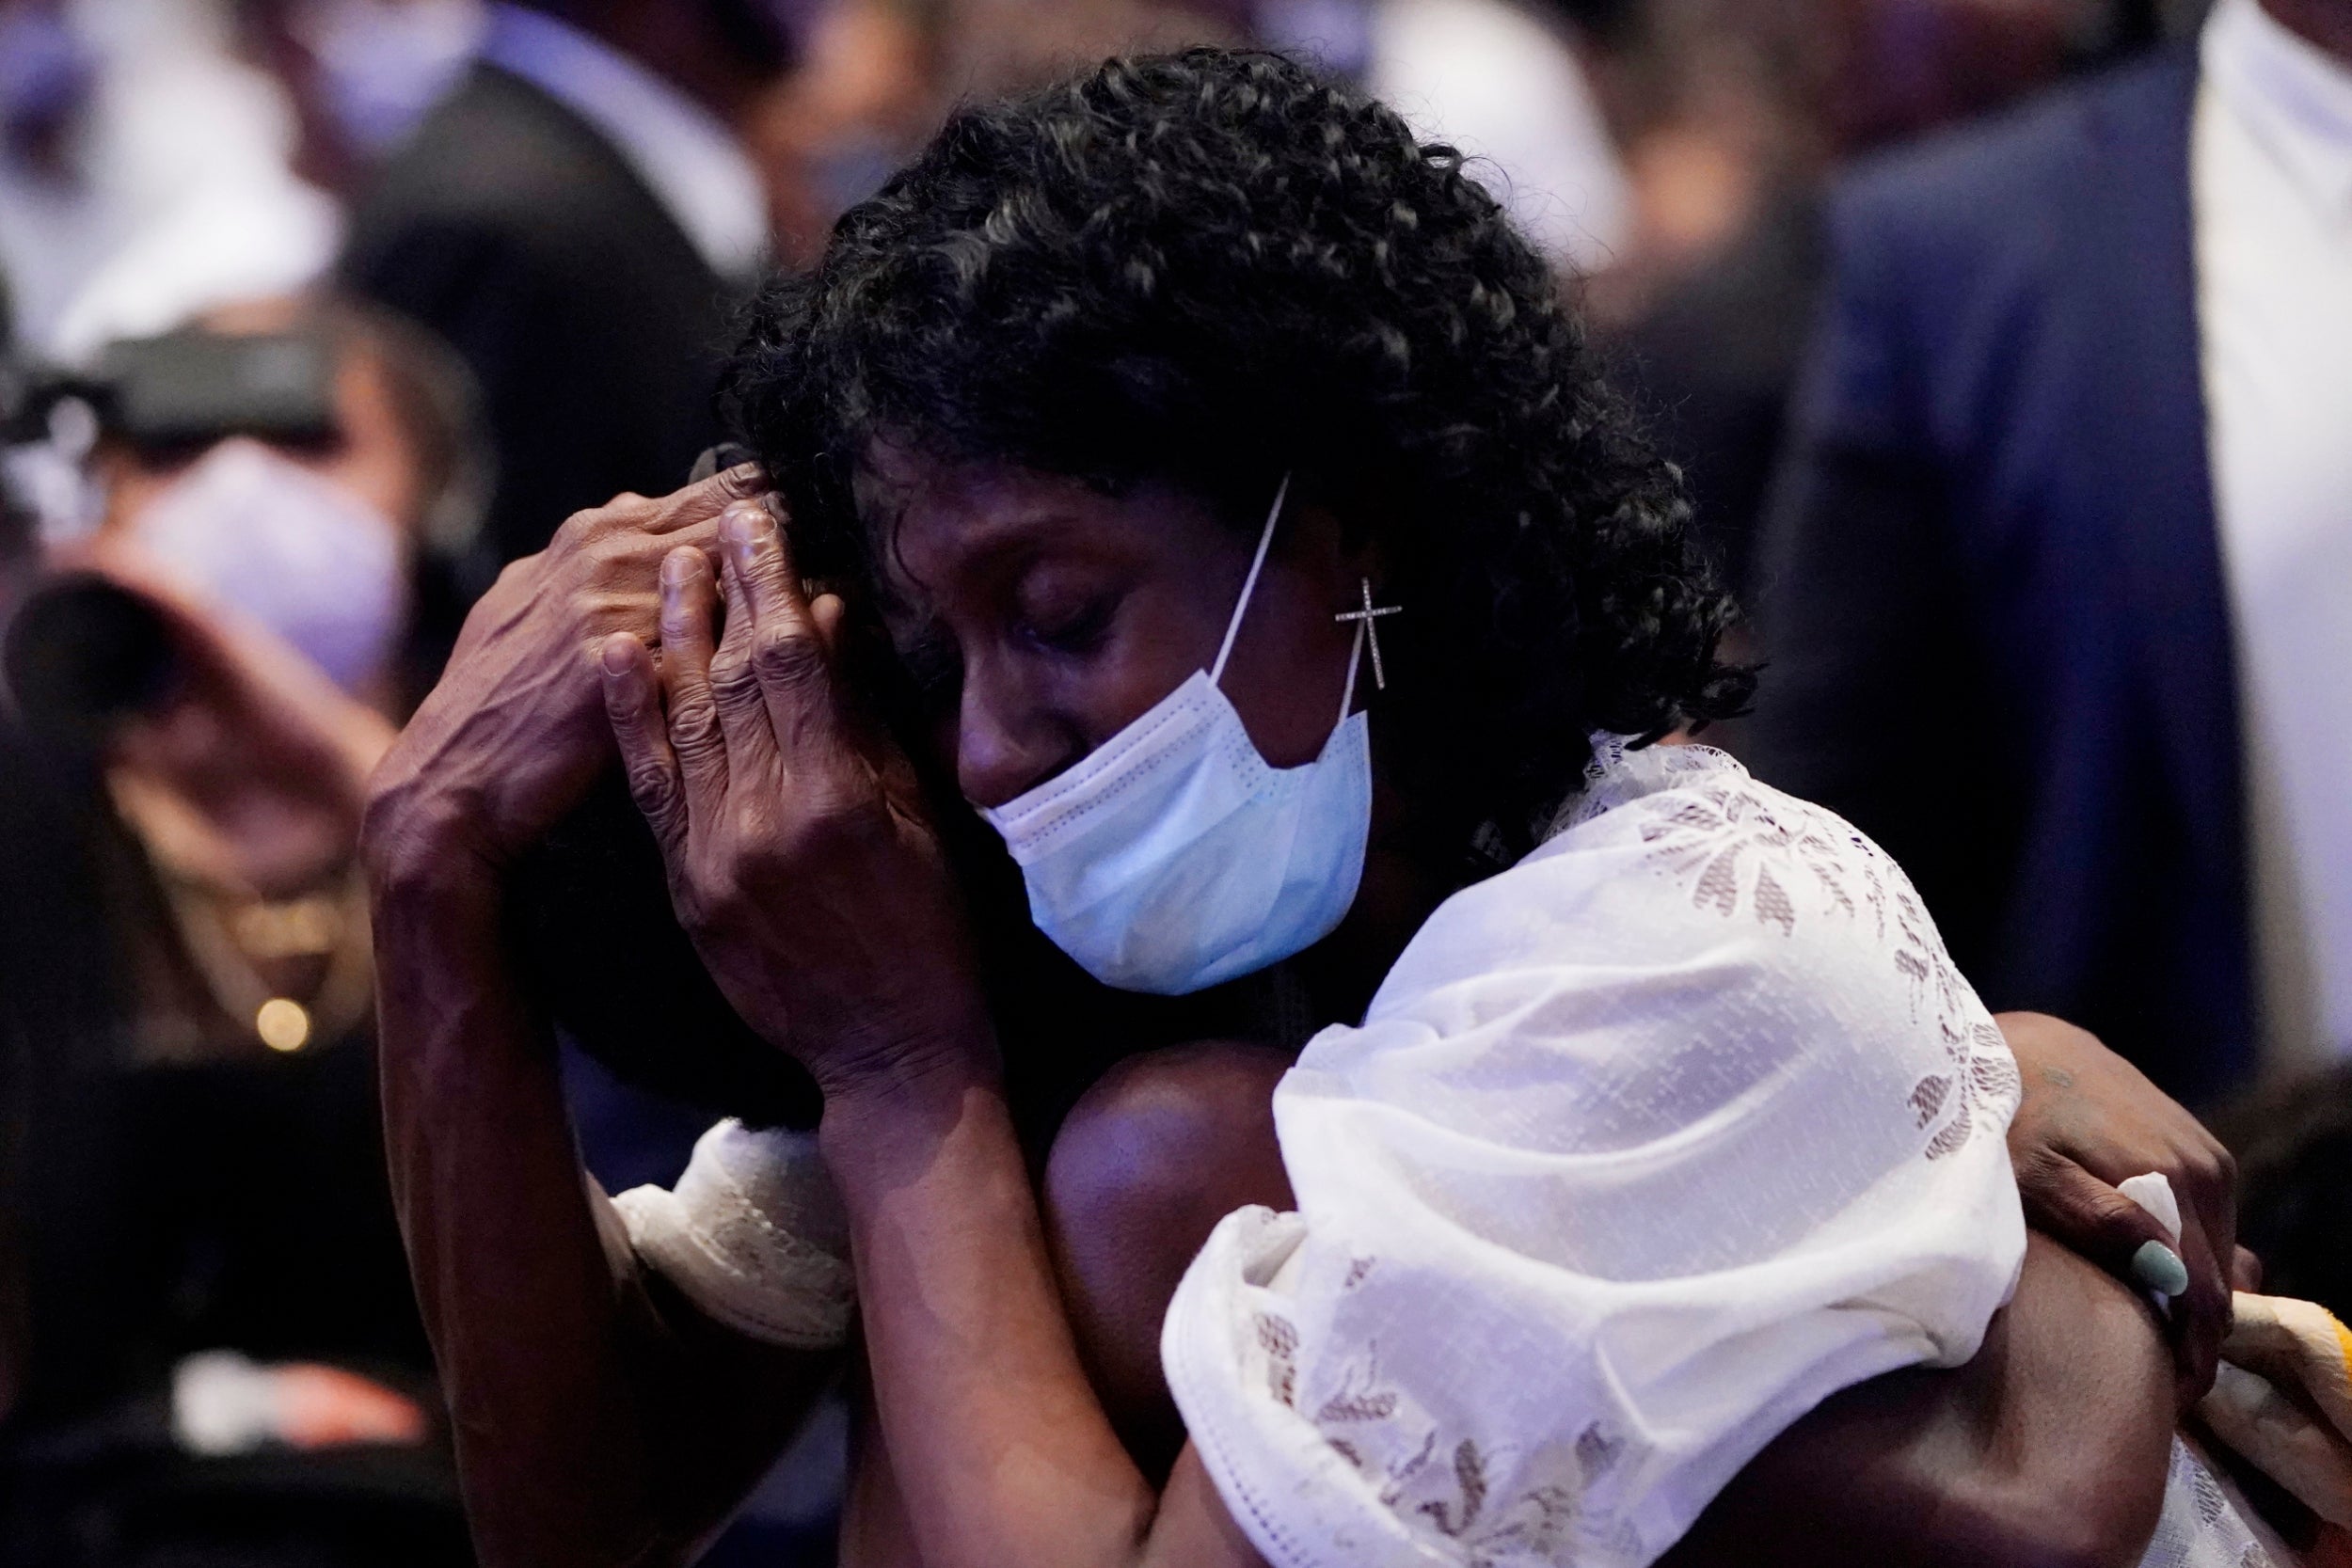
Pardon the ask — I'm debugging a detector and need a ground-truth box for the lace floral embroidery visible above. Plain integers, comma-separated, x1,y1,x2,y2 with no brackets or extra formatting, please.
1591,742,2021,1161
1255,1294,1649,1565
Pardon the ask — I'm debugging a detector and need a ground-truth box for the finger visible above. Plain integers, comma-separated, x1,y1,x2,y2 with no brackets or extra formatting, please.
2233,1245,2265,1293
810,592,848,657
647,462,770,534
723,496,817,630
2186,1134,2241,1324
598,634,688,854
658,546,728,798
2019,1150,2186,1293
2020,1153,2216,1402
721,499,849,763
707,540,782,773
2170,1132,2240,1399
2169,1208,2227,1403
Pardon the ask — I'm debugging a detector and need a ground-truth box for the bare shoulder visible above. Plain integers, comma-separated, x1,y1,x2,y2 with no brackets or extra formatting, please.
1042,1041,1296,1475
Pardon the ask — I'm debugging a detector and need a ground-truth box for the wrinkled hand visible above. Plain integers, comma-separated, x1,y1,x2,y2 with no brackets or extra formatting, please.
1999,1011,2245,1404
362,465,768,882
598,496,991,1093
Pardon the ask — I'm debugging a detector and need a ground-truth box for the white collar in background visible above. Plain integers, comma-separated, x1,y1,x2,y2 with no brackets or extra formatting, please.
481,3,768,279
2203,0,2352,218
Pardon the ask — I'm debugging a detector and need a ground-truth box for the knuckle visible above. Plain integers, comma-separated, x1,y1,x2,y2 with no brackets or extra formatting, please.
623,756,680,816
701,869,755,923
753,624,825,685
798,794,884,853
581,533,638,575
574,589,645,634
554,507,606,549
708,650,762,705
668,696,723,753
2013,1142,2072,1189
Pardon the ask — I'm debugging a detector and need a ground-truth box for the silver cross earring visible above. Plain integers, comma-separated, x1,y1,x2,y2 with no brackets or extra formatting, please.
1334,578,1404,690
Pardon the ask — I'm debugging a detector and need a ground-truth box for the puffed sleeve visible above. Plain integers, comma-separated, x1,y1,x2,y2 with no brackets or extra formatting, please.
1162,742,2025,1568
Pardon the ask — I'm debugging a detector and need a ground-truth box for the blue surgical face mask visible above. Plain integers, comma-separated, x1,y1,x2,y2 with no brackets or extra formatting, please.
980,477,1374,995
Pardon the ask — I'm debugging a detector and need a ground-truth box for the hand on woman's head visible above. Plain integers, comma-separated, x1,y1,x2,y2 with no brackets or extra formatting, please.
362,465,766,882
601,495,992,1090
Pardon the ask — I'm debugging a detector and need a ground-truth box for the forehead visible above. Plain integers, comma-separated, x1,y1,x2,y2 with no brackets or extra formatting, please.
855,446,1224,606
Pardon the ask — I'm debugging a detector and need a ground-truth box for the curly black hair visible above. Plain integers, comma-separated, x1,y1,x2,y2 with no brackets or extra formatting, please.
725,46,1750,863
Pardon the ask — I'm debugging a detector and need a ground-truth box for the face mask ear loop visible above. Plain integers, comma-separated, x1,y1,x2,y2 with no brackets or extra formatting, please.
1210,471,1292,689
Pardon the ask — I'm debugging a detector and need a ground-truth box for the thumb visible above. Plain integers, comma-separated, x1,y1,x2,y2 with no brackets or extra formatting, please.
2019,1152,2188,1297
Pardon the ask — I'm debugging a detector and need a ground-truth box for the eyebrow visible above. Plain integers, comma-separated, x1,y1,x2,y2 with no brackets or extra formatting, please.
881,499,1104,612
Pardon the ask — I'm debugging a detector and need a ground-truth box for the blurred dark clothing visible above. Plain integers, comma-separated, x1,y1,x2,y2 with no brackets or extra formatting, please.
1607,191,1828,594
342,63,741,565
0,732,460,1564
2218,1063,2352,1324
1748,51,2253,1107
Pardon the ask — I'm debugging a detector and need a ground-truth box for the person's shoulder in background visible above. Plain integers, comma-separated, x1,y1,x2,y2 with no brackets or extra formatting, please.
1829,50,2199,302
344,64,651,267
1789,48,2198,461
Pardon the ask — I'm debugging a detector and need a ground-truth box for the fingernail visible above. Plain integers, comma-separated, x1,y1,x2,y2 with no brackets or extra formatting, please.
661,549,692,587
599,636,633,675
2132,1241,2190,1298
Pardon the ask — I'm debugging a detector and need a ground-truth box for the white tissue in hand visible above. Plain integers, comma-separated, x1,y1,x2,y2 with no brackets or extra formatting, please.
2118,1170,2183,1244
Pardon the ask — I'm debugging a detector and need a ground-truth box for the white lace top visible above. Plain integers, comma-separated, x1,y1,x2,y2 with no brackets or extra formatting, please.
1161,741,2273,1567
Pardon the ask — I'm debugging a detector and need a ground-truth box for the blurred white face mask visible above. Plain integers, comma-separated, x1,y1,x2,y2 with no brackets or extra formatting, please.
129,438,405,693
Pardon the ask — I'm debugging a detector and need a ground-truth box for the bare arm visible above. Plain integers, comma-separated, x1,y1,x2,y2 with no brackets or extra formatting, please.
1661,1232,2176,1568
368,845,837,1566
361,468,841,1566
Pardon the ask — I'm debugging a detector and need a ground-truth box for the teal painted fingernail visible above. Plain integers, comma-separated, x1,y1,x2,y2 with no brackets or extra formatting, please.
2132,1241,2189,1298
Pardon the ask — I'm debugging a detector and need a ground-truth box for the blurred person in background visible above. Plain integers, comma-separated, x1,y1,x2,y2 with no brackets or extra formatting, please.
341,0,803,570
1592,0,2162,594
742,0,937,270
1748,0,2352,1107
923,0,1631,277
0,0,343,363
0,293,481,1566
1358,0,1630,275
230,0,488,200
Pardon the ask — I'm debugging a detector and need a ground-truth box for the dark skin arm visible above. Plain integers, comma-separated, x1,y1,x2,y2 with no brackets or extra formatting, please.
367,852,836,1567
1661,1233,2178,1568
361,469,840,1568
600,500,2192,1568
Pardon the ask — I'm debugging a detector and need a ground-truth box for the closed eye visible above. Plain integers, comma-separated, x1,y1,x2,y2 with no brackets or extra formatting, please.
1017,593,1117,656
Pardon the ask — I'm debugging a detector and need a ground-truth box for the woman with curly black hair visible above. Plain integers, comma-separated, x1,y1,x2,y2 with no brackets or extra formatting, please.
363,46,2289,1568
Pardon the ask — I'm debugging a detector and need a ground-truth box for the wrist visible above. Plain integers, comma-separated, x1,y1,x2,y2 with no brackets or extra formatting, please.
817,1034,1000,1172
361,777,507,906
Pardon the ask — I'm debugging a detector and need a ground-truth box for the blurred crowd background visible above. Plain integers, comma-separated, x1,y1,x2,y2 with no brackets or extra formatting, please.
0,0,2344,1562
